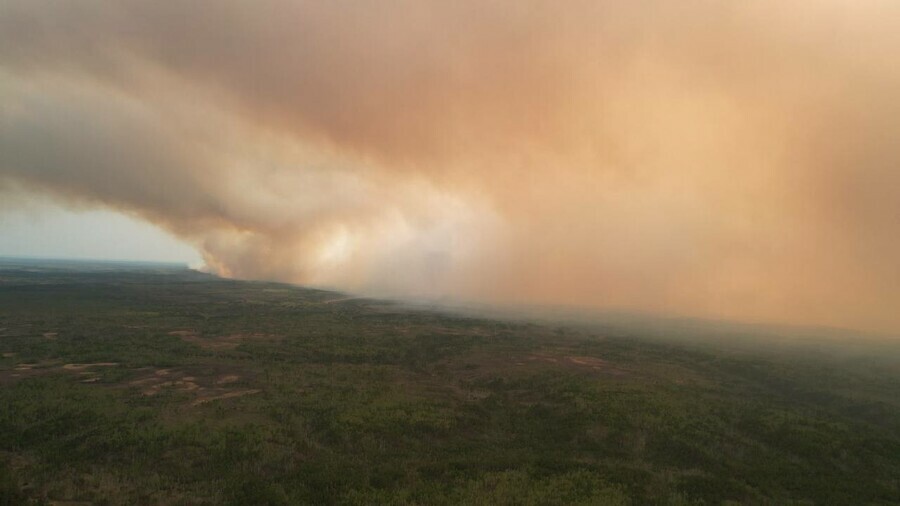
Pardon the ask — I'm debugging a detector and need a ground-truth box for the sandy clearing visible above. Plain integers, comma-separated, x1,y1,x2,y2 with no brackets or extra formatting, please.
192,389,261,406
62,363,118,370
128,376,159,386
143,379,201,396
216,374,240,384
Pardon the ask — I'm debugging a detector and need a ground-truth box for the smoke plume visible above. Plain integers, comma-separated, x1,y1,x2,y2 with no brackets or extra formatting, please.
1,1,899,333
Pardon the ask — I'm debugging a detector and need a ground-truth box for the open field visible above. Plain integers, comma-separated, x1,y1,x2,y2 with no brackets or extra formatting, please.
1,260,900,505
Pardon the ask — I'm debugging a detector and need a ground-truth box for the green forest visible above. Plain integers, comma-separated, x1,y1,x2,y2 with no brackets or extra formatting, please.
1,260,899,505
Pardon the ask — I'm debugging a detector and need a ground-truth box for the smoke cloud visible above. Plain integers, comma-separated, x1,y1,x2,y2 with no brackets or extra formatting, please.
1,1,898,333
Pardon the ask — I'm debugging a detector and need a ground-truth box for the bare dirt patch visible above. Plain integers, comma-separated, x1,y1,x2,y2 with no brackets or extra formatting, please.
126,366,259,406
7,362,57,377
128,368,199,395
192,389,261,406
1,361,122,385
62,363,119,371
1,355,260,405
216,374,240,385
142,379,201,396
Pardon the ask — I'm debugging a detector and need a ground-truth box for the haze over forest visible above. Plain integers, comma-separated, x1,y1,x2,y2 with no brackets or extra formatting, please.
1,1,899,334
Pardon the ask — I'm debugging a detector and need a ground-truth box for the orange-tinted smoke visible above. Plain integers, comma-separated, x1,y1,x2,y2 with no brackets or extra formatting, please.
1,0,898,333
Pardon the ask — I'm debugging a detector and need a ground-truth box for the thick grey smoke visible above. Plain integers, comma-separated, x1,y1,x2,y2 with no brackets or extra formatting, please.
1,1,899,333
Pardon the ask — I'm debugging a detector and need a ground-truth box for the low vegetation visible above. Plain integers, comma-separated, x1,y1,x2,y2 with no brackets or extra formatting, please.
1,260,899,504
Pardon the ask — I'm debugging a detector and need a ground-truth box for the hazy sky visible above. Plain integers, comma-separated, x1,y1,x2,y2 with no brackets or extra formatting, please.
1,1,898,333
0,201,199,264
